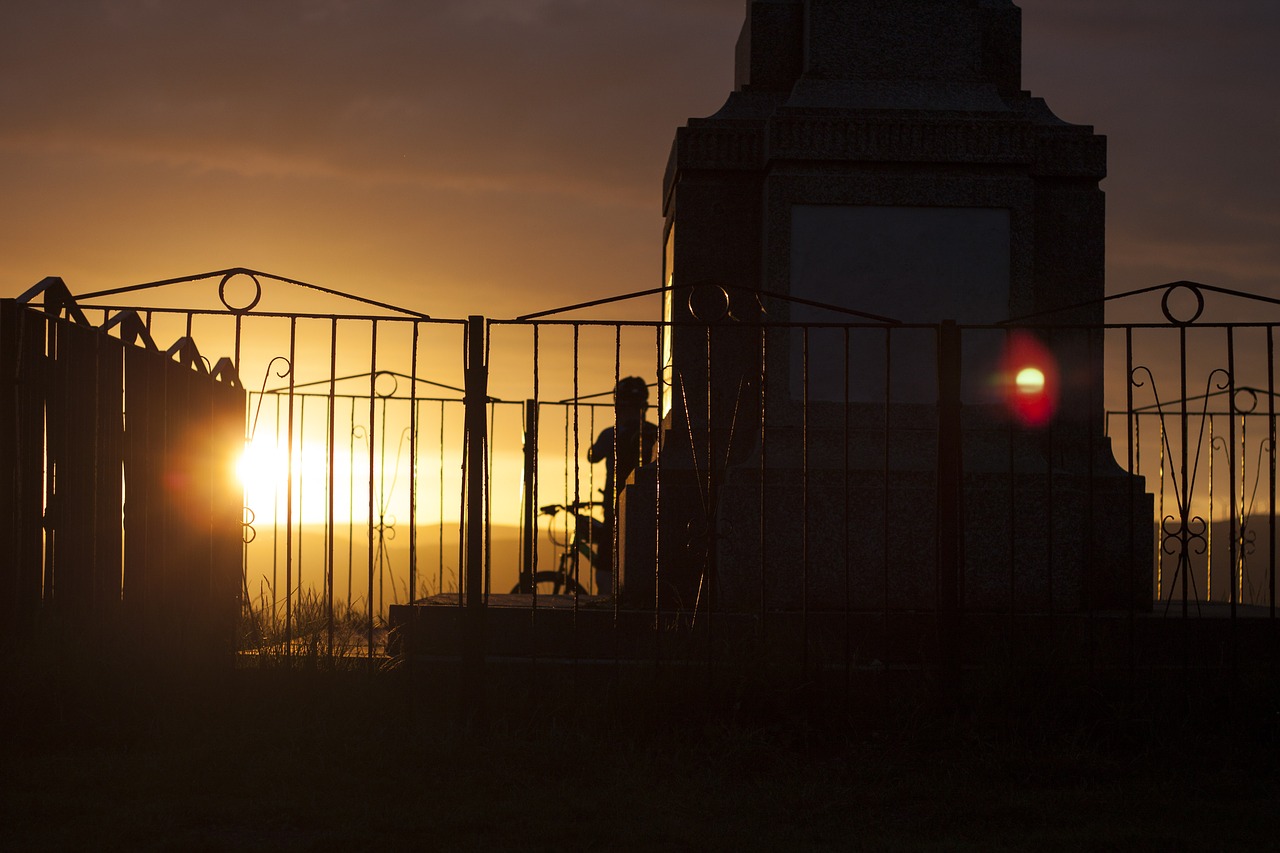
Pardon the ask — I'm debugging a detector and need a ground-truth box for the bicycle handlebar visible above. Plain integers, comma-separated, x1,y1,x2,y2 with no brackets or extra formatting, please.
539,500,601,515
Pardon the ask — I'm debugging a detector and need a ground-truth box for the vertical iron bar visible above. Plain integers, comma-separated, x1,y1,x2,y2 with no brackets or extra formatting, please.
842,326,851,698
522,399,538,592
272,394,282,626
348,399,356,612
801,327,810,678
1238,410,1246,606
572,326,580,619
1045,328,1056,629
1209,416,1215,601
327,318,337,658
285,319,297,653
653,323,664,665
936,321,963,705
758,324,767,663
378,396,388,616
457,399,467,606
704,320,715,679
485,397,495,600
1159,417,1166,602
233,314,243,381
1006,329,1017,663
439,398,445,597
1086,324,1102,676
531,326,540,611
41,315,55,608
367,322,377,658
613,324,622,608
1227,330,1238,640
530,327,541,660
1223,325,1233,617
463,315,489,719
589,404,598,594
298,396,306,612
883,328,892,671
409,323,419,605
1180,325,1190,622
1125,327,1137,679
1269,326,1276,619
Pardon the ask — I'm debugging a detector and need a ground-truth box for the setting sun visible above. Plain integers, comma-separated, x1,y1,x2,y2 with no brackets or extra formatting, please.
236,437,337,525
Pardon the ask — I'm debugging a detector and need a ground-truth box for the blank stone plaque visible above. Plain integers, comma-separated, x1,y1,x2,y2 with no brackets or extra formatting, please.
789,205,1011,403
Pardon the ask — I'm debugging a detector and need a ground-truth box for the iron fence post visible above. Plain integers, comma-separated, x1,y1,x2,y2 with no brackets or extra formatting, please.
937,320,963,708
463,315,488,721
521,398,538,590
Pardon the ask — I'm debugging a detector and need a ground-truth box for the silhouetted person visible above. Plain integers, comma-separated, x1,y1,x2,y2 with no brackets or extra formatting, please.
586,376,658,595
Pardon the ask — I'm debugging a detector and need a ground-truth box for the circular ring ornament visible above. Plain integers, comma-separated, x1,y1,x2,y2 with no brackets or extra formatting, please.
1234,387,1259,415
1160,282,1205,326
688,285,731,323
373,370,399,398
219,271,263,314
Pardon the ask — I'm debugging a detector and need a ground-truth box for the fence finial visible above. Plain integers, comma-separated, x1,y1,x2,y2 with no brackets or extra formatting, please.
16,277,91,326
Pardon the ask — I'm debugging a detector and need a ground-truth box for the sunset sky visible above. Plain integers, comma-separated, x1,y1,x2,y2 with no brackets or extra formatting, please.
2,0,1278,321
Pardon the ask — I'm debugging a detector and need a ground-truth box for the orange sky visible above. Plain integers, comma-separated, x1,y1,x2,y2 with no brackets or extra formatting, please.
2,0,1278,320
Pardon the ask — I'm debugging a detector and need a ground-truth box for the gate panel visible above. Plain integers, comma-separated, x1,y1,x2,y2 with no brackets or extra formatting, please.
123,341,164,631
0,301,48,637
94,332,125,615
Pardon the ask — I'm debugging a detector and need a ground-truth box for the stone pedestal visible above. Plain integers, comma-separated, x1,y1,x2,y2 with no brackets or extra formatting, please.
631,0,1153,613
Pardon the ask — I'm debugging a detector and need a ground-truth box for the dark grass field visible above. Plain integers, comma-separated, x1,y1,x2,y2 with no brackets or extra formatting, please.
3,649,1279,852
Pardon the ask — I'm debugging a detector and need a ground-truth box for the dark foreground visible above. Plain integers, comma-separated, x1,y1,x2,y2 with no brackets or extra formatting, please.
2,652,1278,852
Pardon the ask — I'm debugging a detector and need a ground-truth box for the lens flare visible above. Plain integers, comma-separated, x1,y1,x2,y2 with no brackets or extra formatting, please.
1015,367,1046,393
1002,334,1058,428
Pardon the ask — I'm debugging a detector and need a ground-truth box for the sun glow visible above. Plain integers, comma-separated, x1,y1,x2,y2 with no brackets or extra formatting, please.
236,437,345,525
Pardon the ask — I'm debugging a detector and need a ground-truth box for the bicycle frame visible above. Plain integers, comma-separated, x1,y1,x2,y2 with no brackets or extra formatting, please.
510,502,604,596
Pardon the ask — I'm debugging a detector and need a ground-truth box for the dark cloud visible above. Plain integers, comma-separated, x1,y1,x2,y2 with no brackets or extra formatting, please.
0,0,740,209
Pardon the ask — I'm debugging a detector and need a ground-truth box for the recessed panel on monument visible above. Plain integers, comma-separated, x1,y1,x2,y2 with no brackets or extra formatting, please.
790,204,1010,403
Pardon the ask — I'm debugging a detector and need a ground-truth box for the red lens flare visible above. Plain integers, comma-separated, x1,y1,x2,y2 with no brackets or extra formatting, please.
1002,332,1058,428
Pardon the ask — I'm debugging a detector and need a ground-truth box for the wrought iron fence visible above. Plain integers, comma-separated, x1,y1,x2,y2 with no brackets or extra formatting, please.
10,270,1278,683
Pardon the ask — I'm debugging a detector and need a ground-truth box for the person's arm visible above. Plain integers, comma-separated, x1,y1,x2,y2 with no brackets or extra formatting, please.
586,427,613,463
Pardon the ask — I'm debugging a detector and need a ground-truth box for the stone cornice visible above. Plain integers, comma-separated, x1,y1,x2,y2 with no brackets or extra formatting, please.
674,123,765,172
668,113,1106,184
769,114,1035,165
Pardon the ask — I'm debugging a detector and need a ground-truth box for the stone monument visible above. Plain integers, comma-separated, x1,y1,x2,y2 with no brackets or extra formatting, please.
621,0,1152,616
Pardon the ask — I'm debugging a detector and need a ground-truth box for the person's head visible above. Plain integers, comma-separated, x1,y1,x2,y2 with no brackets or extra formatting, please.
613,376,649,420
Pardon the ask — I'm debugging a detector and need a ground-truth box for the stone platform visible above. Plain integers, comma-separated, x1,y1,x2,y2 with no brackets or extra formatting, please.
388,595,1277,673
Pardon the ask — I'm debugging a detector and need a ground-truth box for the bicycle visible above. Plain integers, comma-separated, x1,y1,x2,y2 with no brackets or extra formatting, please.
510,500,604,596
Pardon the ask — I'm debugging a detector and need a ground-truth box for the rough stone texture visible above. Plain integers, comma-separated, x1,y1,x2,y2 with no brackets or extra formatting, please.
639,0,1153,614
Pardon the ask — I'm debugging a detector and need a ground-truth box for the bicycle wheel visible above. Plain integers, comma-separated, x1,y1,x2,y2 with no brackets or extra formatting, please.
510,571,588,596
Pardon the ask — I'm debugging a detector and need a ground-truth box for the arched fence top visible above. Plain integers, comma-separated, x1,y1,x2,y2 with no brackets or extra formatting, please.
73,266,433,321
511,282,904,324
1004,280,1280,326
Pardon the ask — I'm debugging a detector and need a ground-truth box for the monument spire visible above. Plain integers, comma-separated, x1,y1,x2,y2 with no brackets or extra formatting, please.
735,0,1022,105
